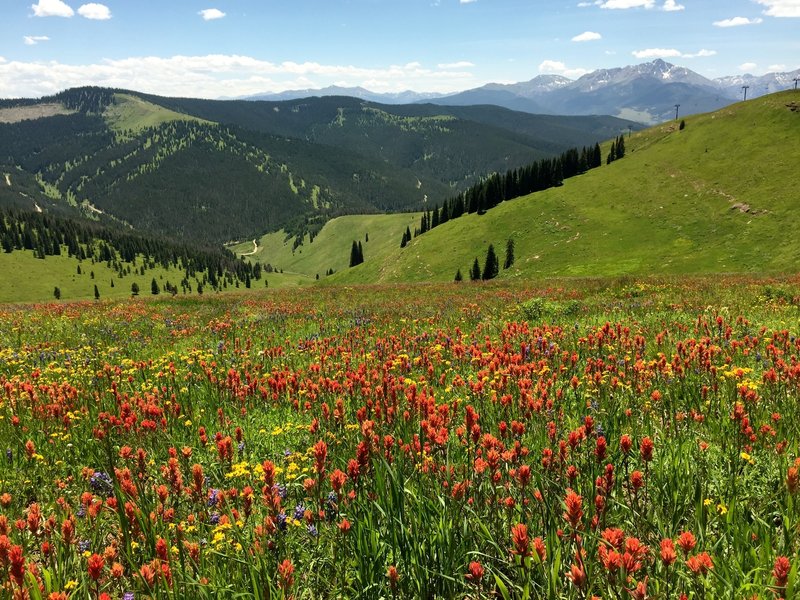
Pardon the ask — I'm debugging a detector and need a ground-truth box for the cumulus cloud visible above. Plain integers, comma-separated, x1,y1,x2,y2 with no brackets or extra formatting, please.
31,0,74,18
572,31,602,42
24,35,51,45
662,0,684,10
738,62,757,71
632,48,716,59
598,0,654,9
754,1,800,17
199,8,226,21
538,60,588,78
713,16,763,27
77,3,111,19
0,55,479,99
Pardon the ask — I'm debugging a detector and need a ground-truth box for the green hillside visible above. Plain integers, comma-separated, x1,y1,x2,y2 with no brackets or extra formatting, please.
103,93,209,134
244,91,800,283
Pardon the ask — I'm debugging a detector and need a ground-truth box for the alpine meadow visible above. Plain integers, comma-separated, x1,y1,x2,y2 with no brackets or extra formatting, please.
2,1,800,598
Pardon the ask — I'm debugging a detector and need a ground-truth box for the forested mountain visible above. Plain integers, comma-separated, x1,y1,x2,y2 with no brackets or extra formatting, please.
0,87,636,246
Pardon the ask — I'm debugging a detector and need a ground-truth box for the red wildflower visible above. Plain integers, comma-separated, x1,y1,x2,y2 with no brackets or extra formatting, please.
517,464,531,487
277,558,294,590
533,536,547,562
567,558,587,590
660,538,677,566
386,565,400,591
620,434,632,455
87,553,105,581
640,437,654,462
313,440,328,474
511,523,531,557
686,552,714,576
9,544,25,585
338,519,351,534
465,561,484,583
773,555,790,591
631,470,644,491
676,530,696,556
787,466,798,494
563,489,583,529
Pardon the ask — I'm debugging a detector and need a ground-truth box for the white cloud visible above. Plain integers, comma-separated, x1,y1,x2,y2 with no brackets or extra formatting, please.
437,61,474,69
577,1,594,5
632,48,682,59
31,0,74,18
754,1,800,17
572,31,602,42
77,3,111,19
598,0,654,8
460,0,478,3
713,16,763,27
0,55,479,99
768,63,786,70
23,35,51,45
199,8,226,21
738,62,757,71
632,48,716,59
538,60,588,78
662,0,684,10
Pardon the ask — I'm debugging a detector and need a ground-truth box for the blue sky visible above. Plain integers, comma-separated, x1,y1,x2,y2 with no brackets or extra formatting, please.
1,0,798,98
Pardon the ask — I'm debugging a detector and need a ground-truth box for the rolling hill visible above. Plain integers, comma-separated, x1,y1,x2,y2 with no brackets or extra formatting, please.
233,91,800,283
0,87,635,245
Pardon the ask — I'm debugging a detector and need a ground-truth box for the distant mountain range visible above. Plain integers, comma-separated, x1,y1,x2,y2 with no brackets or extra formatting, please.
245,60,800,124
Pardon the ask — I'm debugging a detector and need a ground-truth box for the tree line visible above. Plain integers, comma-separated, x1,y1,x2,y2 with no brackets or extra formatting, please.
0,208,263,290
403,142,607,244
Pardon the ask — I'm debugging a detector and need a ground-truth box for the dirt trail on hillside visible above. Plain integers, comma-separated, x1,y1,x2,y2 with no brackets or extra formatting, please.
240,240,259,256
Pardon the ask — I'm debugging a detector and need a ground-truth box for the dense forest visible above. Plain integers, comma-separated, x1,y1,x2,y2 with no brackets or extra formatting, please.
0,207,264,291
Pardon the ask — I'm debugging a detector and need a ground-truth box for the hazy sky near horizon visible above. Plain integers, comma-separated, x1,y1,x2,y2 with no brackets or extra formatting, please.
1,0,798,98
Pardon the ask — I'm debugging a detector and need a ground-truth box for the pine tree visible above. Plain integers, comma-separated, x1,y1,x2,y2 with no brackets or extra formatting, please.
504,238,515,270
131,282,139,296
151,278,160,295
349,241,364,267
615,135,626,159
607,141,616,165
470,258,481,281
94,285,100,300
482,244,499,280
454,269,463,282
53,286,61,300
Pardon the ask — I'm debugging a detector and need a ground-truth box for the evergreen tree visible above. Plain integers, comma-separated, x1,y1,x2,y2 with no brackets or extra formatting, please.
349,240,364,267
131,282,139,296
454,269,463,282
607,141,616,165
53,286,61,300
679,119,686,130
469,258,481,281
151,278,160,295
615,135,626,159
482,244,499,280
504,238,515,270
94,284,100,300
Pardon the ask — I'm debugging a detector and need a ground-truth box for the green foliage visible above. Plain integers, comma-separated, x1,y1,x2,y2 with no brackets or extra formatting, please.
504,238,515,270
482,244,499,280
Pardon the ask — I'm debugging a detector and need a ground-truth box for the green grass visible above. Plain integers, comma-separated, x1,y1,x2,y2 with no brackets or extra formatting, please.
230,213,423,281
238,91,800,284
104,93,211,134
0,250,224,304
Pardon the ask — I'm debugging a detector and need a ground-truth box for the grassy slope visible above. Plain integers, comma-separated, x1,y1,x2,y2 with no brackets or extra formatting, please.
230,213,422,281
317,91,800,283
104,93,210,133
0,250,193,303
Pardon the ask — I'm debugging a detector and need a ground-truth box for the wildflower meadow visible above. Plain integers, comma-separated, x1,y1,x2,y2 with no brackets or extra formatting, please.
0,278,798,599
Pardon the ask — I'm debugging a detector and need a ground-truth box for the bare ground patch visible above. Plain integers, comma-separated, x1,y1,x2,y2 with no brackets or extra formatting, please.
0,103,73,124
